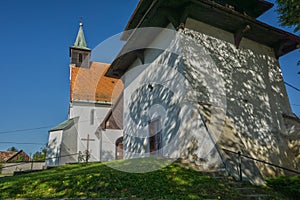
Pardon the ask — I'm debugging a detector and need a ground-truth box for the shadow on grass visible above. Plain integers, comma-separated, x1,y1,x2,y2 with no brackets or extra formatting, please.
0,158,291,199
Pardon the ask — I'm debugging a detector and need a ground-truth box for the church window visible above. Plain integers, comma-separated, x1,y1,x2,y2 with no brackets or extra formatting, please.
79,53,83,63
149,117,162,156
115,137,123,160
90,109,95,125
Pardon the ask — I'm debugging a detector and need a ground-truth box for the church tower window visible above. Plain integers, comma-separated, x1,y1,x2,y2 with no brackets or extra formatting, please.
69,20,91,68
79,53,83,63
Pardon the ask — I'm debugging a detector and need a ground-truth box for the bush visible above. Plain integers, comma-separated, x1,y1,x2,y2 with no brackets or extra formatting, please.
266,176,300,200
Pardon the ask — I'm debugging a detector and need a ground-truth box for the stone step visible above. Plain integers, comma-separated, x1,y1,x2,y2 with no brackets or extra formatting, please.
244,194,271,200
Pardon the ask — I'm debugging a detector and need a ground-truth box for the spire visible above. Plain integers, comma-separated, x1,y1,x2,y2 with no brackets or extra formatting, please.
73,20,90,50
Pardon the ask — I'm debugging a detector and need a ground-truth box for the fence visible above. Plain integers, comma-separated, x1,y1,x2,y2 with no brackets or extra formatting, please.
222,148,300,182
1,162,45,175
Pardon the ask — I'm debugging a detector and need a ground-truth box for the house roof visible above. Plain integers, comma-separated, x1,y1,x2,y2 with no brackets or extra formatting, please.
0,151,18,162
70,62,123,103
125,0,274,32
0,150,29,162
49,117,78,132
106,0,300,78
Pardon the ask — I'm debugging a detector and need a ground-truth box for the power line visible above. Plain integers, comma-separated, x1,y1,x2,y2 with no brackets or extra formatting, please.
0,119,93,135
0,81,298,136
285,81,300,93
0,126,53,135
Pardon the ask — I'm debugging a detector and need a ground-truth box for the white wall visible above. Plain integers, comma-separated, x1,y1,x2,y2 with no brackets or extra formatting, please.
1,162,45,175
59,123,78,165
101,129,123,161
46,130,63,166
122,17,295,174
69,101,111,162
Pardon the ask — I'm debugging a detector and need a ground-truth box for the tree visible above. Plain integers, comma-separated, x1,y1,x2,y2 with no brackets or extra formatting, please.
276,0,300,69
276,0,300,33
32,148,47,161
6,147,18,152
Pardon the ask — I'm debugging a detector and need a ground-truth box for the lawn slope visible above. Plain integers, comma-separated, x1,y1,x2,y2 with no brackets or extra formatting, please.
0,158,293,199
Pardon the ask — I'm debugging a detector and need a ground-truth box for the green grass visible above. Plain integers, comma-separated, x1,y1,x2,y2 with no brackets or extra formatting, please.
0,158,294,199
266,176,300,200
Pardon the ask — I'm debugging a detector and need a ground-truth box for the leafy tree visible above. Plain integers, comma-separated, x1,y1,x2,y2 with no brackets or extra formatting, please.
32,148,47,161
276,0,300,33
276,0,300,68
6,147,18,152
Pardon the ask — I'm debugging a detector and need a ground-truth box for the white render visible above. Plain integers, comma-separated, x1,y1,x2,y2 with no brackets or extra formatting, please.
101,129,123,161
46,130,63,166
46,118,78,166
69,101,111,162
121,18,297,182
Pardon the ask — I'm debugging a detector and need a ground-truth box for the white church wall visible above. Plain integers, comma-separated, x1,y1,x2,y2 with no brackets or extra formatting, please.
101,129,123,161
46,130,63,166
122,17,296,176
59,124,78,165
69,101,111,162
122,23,213,161
182,18,297,179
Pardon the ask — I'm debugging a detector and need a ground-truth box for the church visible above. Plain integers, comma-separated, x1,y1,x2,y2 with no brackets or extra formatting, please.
46,0,300,184
46,21,123,166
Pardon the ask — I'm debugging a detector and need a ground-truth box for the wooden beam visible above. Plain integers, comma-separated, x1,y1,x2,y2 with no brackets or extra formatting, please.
158,5,190,30
274,39,297,59
234,24,251,49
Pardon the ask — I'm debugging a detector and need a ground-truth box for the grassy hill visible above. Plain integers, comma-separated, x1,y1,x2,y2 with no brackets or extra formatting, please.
0,158,296,199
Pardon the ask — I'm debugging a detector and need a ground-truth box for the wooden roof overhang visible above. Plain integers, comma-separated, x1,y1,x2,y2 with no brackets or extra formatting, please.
106,0,300,78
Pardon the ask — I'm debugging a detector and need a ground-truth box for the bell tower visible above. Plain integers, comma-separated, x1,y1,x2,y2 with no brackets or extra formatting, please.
70,20,91,68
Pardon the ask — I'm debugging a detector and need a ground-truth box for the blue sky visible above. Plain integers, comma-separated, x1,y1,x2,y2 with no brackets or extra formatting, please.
0,0,299,155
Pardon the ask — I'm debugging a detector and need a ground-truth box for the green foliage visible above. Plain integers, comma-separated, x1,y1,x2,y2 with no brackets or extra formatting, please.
266,176,300,200
0,162,3,174
0,158,289,199
6,147,18,152
15,155,23,163
276,0,300,33
32,148,47,161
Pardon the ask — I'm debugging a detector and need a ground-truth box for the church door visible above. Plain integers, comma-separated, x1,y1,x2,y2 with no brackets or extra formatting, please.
115,137,123,160
149,117,162,156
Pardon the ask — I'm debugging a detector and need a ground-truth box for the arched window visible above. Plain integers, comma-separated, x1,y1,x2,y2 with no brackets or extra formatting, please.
115,137,123,160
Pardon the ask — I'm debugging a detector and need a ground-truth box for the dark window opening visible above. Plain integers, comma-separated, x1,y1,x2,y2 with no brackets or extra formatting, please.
115,137,123,160
149,117,162,156
79,53,83,63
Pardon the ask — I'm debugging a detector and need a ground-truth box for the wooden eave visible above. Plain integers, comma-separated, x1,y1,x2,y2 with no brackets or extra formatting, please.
106,0,300,78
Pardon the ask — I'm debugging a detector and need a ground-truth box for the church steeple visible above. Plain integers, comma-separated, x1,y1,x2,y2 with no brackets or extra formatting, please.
70,20,91,68
73,21,89,49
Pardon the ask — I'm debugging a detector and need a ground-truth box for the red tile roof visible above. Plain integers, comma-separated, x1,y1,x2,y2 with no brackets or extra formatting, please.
70,62,123,103
0,150,31,162
0,151,18,162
